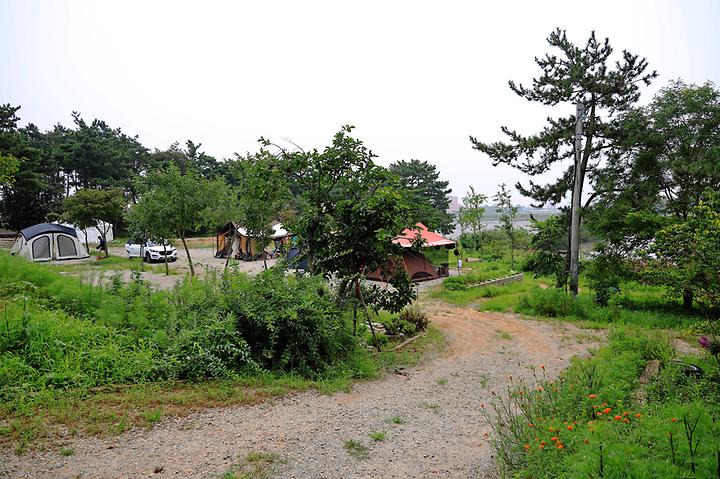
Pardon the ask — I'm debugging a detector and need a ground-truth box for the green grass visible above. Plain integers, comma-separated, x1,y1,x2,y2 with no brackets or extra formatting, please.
485,326,720,478
343,439,369,459
0,252,446,452
369,430,387,441
221,451,280,479
49,255,177,275
386,415,405,425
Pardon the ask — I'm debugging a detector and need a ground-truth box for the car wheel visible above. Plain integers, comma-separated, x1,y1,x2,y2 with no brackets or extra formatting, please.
145,253,151,263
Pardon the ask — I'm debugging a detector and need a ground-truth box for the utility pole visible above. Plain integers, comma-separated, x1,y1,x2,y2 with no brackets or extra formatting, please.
569,101,584,296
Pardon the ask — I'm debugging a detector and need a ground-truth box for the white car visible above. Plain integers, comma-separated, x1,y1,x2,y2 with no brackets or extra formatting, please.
125,240,178,263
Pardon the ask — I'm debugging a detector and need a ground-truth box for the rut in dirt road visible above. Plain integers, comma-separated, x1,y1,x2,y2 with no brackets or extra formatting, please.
1,308,601,479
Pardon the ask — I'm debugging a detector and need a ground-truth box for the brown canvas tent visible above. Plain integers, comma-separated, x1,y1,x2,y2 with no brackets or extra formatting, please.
367,223,455,283
215,222,290,261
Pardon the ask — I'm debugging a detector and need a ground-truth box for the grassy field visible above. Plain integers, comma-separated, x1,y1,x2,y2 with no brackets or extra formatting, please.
426,256,719,477
0,252,444,453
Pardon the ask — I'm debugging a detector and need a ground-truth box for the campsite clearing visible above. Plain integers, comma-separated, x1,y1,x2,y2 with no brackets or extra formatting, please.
0,304,601,479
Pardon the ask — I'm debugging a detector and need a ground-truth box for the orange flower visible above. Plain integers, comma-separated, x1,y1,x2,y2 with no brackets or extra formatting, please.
588,394,597,399
603,408,612,414
524,444,531,450
623,411,629,416
567,425,574,431
556,443,565,449
528,422,535,427
635,413,642,419
540,441,547,446
540,364,545,369
537,387,544,392
614,415,622,421
539,444,545,450
671,418,677,423
596,412,603,416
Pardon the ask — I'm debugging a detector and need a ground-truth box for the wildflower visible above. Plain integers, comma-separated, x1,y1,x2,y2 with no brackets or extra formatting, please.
540,441,547,446
567,425,574,431
588,394,597,399
671,418,677,423
539,444,545,450
623,418,630,424
699,336,711,349
551,436,558,442
603,408,612,414
537,387,544,392
635,413,642,419
556,443,565,449
623,412,629,416
539,364,545,369
596,412,603,416
524,444,531,450
614,415,622,421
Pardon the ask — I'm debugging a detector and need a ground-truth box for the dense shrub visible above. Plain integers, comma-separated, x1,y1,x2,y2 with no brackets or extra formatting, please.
222,268,355,375
398,305,429,332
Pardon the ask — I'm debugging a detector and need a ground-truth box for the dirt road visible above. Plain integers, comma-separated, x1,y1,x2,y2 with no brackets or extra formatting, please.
1,307,600,479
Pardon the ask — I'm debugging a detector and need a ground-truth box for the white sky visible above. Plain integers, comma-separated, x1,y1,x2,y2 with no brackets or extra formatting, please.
2,0,719,205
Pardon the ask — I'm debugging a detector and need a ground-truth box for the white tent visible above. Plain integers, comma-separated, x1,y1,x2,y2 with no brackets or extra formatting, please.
10,223,90,262
56,221,114,244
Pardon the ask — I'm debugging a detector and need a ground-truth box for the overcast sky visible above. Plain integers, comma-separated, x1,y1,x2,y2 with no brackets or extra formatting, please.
2,1,719,204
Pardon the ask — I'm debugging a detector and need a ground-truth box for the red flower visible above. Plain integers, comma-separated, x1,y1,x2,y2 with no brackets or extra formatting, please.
588,394,597,399
614,415,622,421
603,408,612,414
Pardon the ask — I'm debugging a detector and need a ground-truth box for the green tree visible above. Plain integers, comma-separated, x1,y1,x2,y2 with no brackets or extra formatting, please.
0,153,19,185
229,151,291,269
470,29,656,295
266,126,416,349
388,159,454,233
132,164,235,277
523,214,568,289
459,186,488,255
643,190,720,314
493,183,518,269
590,80,720,307
0,105,65,229
62,188,125,256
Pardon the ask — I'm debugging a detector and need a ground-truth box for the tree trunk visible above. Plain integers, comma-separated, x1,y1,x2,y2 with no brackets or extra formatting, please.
356,277,381,352
83,230,89,253
683,288,693,310
163,243,169,276
569,99,596,297
102,234,109,258
180,236,195,277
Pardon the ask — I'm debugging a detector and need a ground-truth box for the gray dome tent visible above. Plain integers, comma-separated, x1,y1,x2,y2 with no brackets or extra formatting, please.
10,223,90,262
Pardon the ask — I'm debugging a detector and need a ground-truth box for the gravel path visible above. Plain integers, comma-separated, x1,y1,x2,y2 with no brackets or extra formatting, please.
1,307,600,479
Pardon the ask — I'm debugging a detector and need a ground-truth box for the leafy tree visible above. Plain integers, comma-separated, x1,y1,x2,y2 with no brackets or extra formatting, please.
459,186,488,254
228,151,291,269
642,190,720,314
590,80,720,307
388,159,454,233
55,112,150,200
0,153,19,185
62,188,125,256
523,214,567,288
132,164,235,277
470,29,656,295
0,105,65,229
265,126,416,349
493,184,519,268
149,140,221,179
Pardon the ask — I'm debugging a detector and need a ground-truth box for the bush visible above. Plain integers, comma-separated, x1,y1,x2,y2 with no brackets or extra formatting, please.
382,316,417,336
223,268,355,376
398,305,429,332
164,319,259,380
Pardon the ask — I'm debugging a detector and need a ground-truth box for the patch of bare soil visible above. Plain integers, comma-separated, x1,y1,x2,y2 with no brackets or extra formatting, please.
0,308,602,479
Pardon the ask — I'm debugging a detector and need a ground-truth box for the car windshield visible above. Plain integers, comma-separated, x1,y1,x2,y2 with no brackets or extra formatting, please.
147,241,170,247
